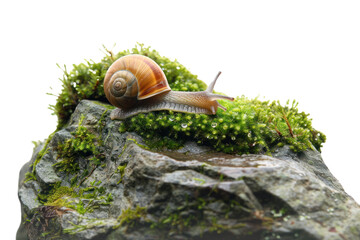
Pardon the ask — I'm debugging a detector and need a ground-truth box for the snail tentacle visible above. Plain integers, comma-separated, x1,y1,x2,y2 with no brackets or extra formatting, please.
217,103,227,111
206,71,222,92
206,72,234,102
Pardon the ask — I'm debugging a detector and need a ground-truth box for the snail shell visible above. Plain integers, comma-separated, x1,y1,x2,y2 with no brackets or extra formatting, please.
104,54,234,119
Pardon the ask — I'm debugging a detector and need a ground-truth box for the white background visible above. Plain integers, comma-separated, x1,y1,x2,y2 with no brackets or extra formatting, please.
1,1,359,238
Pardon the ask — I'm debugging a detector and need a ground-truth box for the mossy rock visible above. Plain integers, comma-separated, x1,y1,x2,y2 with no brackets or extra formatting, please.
17,100,359,240
51,43,325,155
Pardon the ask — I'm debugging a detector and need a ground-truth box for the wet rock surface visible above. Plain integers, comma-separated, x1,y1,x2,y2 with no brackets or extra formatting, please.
17,100,360,240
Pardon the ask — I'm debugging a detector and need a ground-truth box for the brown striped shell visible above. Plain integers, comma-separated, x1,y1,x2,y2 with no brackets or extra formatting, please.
103,54,171,109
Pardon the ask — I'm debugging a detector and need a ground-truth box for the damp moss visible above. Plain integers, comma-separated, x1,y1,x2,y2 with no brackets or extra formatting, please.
54,115,105,173
121,98,325,154
51,43,205,130
51,43,326,154
32,116,112,215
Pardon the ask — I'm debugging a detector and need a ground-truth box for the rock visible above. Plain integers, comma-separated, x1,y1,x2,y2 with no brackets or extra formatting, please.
17,100,360,240
35,152,62,185
19,180,41,208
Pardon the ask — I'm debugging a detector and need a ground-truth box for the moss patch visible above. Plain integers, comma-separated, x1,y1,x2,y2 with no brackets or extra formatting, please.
121,98,325,153
38,181,113,215
43,185,79,209
54,115,105,173
31,116,112,216
32,132,55,171
112,191,288,236
114,206,148,229
51,43,205,130
51,43,325,154
116,163,127,184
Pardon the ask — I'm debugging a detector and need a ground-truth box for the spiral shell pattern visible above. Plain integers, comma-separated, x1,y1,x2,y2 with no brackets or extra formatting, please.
104,54,171,109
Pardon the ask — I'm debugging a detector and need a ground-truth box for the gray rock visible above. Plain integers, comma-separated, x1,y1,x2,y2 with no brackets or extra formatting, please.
35,152,61,185
17,100,360,240
18,181,41,212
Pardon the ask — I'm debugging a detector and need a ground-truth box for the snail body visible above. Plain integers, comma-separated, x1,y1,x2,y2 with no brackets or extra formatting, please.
104,54,234,120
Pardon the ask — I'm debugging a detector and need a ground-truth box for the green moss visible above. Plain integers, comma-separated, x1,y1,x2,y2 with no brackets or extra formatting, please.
33,116,113,215
143,193,287,236
126,138,150,150
64,219,107,235
121,98,326,154
45,186,78,206
39,181,112,215
24,132,56,183
116,163,127,184
32,132,55,172
51,43,326,154
114,206,148,229
54,115,105,173
51,43,204,130
96,109,109,132
193,178,206,185
148,195,250,234
37,183,77,210
31,140,42,150
79,180,103,198
209,217,246,234
24,172,37,183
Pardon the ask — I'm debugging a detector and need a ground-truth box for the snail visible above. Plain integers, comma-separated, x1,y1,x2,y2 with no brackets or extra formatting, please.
104,54,234,120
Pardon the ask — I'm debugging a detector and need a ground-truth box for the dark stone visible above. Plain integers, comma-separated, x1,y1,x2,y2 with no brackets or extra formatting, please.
17,100,360,240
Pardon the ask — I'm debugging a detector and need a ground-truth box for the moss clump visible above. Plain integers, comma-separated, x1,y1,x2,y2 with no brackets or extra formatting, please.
24,172,37,183
121,98,325,153
51,44,326,154
44,185,78,206
54,115,105,173
37,183,77,209
114,206,148,229
51,43,205,130
39,181,113,215
33,116,113,215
